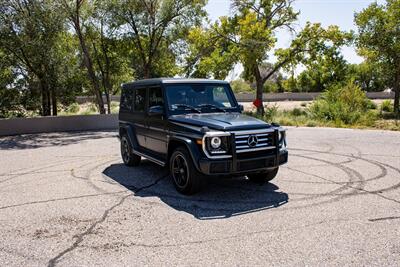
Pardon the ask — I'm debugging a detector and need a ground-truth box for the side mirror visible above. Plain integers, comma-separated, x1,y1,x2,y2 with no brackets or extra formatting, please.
238,104,244,112
148,105,164,116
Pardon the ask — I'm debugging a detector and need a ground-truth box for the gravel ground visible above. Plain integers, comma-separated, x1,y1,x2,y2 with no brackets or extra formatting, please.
0,127,399,266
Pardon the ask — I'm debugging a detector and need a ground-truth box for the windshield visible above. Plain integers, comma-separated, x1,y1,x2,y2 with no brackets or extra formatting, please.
165,84,237,113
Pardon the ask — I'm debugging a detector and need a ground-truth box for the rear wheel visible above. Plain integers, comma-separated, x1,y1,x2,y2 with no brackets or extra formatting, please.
248,167,279,184
170,147,205,195
120,135,141,167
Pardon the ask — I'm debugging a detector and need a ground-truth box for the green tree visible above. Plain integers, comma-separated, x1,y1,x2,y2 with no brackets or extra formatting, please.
61,0,106,114
296,48,349,92
187,0,299,114
186,1,350,114
0,48,24,118
347,62,386,92
87,1,134,113
0,0,65,116
355,0,400,113
107,0,207,79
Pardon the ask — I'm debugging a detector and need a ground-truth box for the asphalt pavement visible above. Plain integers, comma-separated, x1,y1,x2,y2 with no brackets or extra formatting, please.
0,127,399,266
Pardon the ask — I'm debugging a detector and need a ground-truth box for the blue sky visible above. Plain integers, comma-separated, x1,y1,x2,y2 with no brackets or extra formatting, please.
205,0,383,65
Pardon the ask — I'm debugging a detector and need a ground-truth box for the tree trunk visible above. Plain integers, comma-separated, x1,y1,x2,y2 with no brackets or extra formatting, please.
46,89,51,116
105,91,111,114
143,63,151,79
73,18,105,114
254,64,265,115
256,79,264,115
51,88,57,116
40,79,51,116
95,40,112,114
394,68,400,114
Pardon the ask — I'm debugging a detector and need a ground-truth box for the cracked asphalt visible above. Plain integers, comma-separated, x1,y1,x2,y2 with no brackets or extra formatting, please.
0,127,399,266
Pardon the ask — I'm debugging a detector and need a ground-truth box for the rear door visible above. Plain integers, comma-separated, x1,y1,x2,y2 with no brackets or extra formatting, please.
145,86,168,158
131,87,147,148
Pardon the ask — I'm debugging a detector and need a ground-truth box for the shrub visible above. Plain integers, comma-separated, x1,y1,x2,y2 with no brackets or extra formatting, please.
380,100,393,112
309,81,372,125
367,101,377,110
87,103,98,113
65,103,80,114
291,108,306,116
264,104,278,122
111,101,120,114
231,79,252,93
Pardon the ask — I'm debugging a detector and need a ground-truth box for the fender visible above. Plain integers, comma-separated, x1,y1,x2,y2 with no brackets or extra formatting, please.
168,135,203,172
119,122,139,150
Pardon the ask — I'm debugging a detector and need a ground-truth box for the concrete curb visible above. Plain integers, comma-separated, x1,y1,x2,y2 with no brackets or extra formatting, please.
0,114,118,136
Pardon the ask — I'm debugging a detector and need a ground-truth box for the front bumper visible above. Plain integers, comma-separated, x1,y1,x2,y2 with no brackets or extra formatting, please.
198,149,288,175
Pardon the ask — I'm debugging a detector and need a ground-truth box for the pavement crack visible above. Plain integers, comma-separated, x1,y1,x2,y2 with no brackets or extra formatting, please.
47,194,130,267
368,216,400,222
46,174,168,267
0,190,128,211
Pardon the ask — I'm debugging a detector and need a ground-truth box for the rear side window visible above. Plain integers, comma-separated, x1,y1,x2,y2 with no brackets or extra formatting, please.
120,88,133,111
148,87,164,108
134,88,146,112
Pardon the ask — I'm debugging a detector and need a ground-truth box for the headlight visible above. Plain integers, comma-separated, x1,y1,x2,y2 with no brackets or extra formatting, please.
210,137,221,149
202,132,231,158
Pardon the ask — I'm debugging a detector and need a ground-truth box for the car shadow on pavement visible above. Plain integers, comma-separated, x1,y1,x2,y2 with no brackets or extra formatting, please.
103,162,289,220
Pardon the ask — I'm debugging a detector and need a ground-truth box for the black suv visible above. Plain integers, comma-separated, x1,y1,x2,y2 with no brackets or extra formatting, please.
119,78,288,194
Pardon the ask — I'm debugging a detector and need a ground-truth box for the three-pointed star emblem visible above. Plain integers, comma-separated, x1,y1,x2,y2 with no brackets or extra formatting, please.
247,135,258,147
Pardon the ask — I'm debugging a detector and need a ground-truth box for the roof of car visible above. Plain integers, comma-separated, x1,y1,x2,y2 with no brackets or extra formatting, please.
122,78,229,88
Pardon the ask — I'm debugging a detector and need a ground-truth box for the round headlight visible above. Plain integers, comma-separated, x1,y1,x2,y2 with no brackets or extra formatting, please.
210,137,222,149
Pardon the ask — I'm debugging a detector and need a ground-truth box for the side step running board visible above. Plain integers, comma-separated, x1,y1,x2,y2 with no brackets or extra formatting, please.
131,149,166,167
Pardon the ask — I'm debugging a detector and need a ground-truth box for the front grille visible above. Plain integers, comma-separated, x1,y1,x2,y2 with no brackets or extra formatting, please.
234,131,276,153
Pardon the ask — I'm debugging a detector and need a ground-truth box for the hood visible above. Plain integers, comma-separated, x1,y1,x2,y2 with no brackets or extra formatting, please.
169,113,270,131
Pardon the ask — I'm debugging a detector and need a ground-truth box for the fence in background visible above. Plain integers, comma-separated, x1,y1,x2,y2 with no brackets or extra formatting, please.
76,92,395,104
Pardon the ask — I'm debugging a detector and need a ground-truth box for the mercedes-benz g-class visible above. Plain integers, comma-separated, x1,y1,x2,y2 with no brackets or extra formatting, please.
119,78,288,194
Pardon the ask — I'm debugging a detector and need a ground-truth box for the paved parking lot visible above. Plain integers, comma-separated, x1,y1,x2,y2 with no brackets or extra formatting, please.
0,127,399,266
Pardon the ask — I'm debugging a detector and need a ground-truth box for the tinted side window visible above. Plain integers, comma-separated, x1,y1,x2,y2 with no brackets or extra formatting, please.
134,88,146,112
148,87,164,108
120,88,133,111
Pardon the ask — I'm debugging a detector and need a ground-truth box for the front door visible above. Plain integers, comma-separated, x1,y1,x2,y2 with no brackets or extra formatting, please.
145,86,168,158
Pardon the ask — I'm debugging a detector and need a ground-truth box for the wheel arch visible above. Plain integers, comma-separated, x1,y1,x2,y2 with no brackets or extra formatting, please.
167,136,202,172
119,123,139,150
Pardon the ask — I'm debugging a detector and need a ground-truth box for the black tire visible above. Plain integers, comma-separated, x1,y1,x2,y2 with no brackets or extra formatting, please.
248,167,279,184
170,147,205,195
120,135,141,167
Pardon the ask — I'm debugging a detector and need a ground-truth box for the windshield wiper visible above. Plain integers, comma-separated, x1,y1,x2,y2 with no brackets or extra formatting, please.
173,104,201,113
197,104,227,113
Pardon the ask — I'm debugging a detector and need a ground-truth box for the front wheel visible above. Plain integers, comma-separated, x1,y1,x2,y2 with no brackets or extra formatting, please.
248,167,279,184
170,147,205,195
